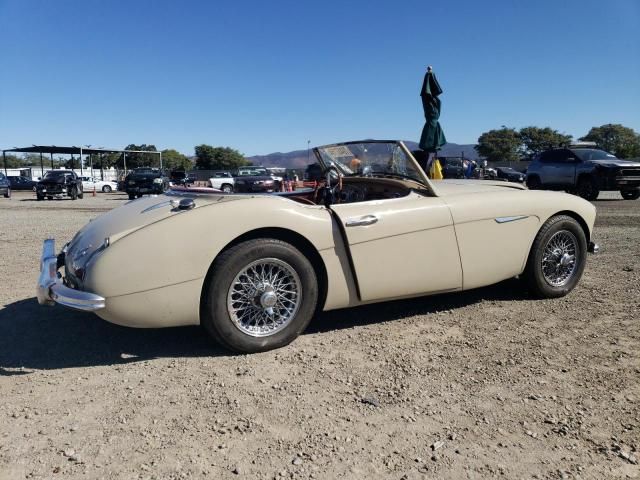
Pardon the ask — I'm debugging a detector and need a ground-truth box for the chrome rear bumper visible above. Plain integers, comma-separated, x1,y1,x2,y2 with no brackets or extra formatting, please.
36,239,106,311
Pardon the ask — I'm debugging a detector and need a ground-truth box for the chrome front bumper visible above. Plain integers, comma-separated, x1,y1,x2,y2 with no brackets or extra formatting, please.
36,239,106,311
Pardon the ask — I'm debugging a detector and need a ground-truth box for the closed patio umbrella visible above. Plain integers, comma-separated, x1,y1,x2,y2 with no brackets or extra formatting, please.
418,66,446,153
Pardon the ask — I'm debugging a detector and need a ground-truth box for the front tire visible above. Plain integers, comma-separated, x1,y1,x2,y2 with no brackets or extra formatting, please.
3,188,10,199
102,185,112,193
621,189,640,200
221,184,233,193
202,239,318,353
523,215,587,298
526,176,541,190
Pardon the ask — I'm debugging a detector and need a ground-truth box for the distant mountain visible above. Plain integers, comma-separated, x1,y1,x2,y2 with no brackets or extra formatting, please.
247,142,478,170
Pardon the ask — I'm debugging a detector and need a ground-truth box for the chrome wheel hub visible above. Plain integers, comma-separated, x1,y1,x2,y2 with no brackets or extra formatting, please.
541,231,578,287
227,258,301,337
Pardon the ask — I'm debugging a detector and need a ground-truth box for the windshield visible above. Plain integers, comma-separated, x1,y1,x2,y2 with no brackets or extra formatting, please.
43,171,67,179
315,141,426,184
571,149,617,161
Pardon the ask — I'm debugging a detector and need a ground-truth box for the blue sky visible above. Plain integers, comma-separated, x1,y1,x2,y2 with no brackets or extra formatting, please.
1,0,638,156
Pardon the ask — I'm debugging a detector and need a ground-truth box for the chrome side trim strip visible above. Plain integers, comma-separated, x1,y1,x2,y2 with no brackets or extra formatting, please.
495,215,529,224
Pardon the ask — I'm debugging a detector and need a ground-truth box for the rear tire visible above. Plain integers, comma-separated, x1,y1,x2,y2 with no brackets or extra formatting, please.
102,185,112,193
621,189,640,200
576,176,599,201
523,215,587,298
128,193,136,200
222,184,233,193
36,194,44,201
70,187,78,200
3,188,9,199
202,239,318,353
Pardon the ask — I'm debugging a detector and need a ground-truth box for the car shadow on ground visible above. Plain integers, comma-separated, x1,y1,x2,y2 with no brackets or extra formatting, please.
309,277,527,333
0,298,219,374
0,279,527,374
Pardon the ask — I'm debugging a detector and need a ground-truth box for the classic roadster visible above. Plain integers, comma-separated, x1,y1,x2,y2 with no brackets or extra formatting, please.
37,140,599,353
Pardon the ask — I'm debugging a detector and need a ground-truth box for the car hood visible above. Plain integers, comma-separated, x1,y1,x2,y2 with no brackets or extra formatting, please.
589,159,640,168
433,179,527,196
128,174,162,181
235,175,274,181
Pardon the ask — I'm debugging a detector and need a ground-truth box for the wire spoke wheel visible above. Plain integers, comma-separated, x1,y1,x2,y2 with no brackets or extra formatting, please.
227,258,302,337
541,230,579,287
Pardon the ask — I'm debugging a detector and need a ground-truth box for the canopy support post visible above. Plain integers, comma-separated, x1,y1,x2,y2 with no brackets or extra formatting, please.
80,146,83,177
2,151,6,176
50,152,54,170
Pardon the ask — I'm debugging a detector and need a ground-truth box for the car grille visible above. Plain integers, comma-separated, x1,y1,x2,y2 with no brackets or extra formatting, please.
619,169,640,177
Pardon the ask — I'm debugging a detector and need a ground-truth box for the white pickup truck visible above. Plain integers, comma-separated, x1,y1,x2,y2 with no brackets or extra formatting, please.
207,171,235,193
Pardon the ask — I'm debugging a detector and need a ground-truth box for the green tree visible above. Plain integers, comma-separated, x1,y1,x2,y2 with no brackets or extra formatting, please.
580,124,640,158
161,149,192,170
519,127,572,158
116,144,159,169
194,145,249,170
1,154,23,168
475,127,521,162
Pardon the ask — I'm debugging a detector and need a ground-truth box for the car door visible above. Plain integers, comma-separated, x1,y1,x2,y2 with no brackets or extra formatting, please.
538,150,564,186
560,149,580,186
329,192,462,302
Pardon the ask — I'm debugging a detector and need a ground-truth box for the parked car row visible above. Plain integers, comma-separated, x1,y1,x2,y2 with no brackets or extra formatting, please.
207,166,283,193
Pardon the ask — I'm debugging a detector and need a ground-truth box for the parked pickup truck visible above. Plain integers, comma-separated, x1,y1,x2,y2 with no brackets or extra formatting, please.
207,171,235,193
526,147,640,200
35,170,84,201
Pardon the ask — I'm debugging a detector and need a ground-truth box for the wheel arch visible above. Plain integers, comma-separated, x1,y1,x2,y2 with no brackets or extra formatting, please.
199,227,329,323
521,210,591,274
550,210,591,243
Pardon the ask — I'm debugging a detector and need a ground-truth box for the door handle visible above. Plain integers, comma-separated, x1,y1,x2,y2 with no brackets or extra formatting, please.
345,214,379,227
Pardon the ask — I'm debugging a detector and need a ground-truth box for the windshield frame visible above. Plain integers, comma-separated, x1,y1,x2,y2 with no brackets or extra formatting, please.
312,140,433,193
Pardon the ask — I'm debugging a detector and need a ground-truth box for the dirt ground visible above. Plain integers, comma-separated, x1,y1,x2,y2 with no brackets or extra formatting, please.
0,190,638,480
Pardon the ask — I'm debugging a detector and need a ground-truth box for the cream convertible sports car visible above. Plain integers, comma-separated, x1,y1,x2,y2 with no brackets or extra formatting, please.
37,140,599,353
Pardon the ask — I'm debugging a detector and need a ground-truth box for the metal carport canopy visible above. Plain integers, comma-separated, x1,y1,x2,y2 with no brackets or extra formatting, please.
1,145,163,176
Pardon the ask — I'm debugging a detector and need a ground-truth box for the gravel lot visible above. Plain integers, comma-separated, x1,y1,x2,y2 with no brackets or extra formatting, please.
0,189,638,480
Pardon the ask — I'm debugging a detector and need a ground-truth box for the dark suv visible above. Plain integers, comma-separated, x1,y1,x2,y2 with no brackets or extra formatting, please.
124,167,169,199
526,147,640,200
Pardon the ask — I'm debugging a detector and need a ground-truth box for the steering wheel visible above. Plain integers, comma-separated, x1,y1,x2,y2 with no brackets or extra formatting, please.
319,165,343,207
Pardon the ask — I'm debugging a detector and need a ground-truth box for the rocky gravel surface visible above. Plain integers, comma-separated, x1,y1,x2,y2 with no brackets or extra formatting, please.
0,190,638,479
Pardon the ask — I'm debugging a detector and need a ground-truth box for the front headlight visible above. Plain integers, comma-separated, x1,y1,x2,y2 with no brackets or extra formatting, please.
68,237,110,283
153,178,163,184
